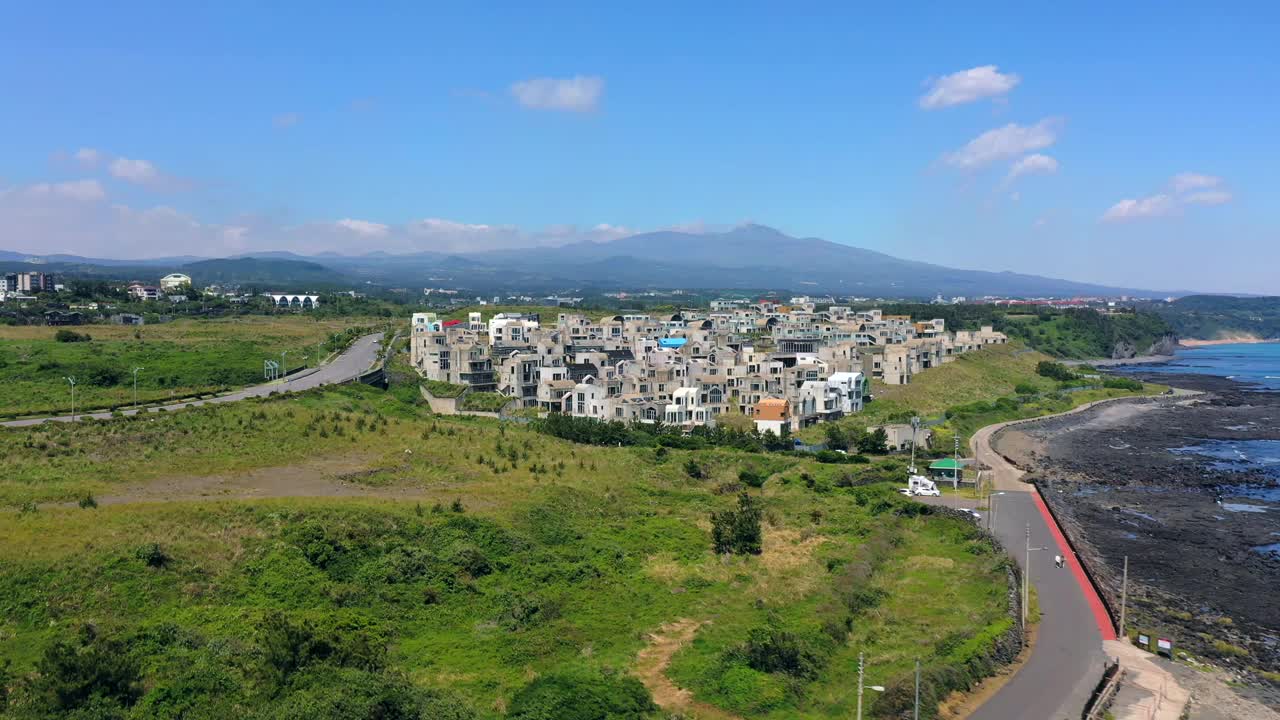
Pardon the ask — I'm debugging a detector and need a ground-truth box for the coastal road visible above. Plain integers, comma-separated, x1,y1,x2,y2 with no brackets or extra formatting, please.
956,403,1130,719
1,332,384,428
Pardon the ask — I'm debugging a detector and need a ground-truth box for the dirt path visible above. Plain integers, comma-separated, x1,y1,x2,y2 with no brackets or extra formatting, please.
634,619,741,720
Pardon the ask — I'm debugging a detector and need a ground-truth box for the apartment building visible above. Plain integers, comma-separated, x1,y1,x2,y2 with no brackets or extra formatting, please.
409,303,1004,430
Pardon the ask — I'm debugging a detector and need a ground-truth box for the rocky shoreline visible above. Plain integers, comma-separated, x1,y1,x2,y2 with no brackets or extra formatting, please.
992,372,1280,705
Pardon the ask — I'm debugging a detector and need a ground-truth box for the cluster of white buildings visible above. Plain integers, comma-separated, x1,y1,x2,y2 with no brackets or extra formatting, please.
409,299,1006,434
128,273,192,302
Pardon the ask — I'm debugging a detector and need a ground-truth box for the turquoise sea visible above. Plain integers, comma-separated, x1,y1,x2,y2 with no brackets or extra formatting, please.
1127,341,1280,390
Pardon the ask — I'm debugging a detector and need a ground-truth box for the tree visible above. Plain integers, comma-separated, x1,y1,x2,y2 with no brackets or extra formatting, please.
711,492,764,555
1036,360,1076,381
856,427,889,455
823,424,849,451
28,626,142,713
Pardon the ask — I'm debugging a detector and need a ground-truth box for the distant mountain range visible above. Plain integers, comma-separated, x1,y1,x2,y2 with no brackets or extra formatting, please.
2,224,1185,297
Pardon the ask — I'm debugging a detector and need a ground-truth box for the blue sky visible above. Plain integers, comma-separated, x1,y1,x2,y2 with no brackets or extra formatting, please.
1,2,1276,293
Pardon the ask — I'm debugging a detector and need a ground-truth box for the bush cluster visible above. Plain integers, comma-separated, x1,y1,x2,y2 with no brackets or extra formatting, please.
711,492,763,555
536,413,791,452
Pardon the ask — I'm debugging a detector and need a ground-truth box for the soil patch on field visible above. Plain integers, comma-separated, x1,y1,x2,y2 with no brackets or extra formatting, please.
72,453,428,505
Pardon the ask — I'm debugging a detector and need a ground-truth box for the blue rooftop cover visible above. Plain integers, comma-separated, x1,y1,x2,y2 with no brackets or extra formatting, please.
658,337,688,348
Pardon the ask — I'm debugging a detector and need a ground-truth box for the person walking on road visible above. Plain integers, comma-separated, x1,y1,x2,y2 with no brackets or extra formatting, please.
1054,554,1064,569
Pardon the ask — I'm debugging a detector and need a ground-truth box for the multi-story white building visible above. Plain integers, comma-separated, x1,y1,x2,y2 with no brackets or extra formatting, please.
408,305,1004,428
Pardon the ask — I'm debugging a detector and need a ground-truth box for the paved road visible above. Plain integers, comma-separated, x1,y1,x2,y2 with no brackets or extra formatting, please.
1,333,384,428
935,400,1141,719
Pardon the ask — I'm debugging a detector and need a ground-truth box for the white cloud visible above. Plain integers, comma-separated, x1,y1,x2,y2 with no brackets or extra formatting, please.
1,175,638,257
510,75,604,112
109,157,159,183
273,113,301,129
1182,190,1232,206
335,218,389,236
1101,194,1177,222
26,179,106,202
944,118,1061,170
1170,172,1222,194
1007,153,1059,180
106,154,188,191
74,148,103,168
1103,172,1234,222
920,65,1021,109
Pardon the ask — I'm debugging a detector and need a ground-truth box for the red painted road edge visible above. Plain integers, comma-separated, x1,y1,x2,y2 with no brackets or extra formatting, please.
1031,489,1117,641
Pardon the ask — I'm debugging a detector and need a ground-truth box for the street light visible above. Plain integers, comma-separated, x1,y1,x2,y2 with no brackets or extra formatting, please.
64,376,76,421
132,367,144,410
856,652,886,720
1023,523,1050,631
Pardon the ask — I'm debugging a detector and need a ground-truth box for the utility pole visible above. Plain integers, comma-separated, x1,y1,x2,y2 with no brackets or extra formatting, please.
857,652,865,720
908,416,920,474
132,366,144,410
64,376,76,421
953,435,960,490
1119,555,1129,640
914,659,921,720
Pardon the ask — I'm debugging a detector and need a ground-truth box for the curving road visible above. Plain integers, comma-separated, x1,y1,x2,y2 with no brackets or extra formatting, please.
921,399,1147,719
1,333,384,428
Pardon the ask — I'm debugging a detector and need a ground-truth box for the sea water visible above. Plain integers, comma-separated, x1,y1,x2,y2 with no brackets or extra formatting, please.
1155,343,1280,510
1129,342,1280,390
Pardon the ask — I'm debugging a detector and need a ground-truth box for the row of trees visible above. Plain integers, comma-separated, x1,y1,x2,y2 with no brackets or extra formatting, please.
535,413,793,453
822,424,889,454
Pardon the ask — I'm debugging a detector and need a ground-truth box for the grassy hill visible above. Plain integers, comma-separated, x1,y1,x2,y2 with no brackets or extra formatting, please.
872,304,1175,359
1148,295,1280,341
0,384,1012,719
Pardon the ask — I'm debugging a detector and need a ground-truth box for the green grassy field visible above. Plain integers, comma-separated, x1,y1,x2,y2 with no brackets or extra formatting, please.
0,316,380,417
0,385,1010,719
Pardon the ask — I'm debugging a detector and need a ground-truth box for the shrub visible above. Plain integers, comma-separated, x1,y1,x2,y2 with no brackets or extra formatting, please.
1103,376,1143,391
29,626,142,713
738,468,766,488
1013,382,1038,396
507,671,656,720
134,543,171,568
736,621,833,679
256,611,387,690
1036,360,1076,381
711,492,763,555
54,329,92,343
78,494,98,509
684,459,706,479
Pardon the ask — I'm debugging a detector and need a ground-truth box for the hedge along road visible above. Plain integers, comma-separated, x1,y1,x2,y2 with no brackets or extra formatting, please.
956,399,1143,720
0,332,384,428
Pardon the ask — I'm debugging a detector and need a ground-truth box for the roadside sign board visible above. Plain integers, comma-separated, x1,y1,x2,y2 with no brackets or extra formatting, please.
1137,633,1150,649
1157,637,1173,658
